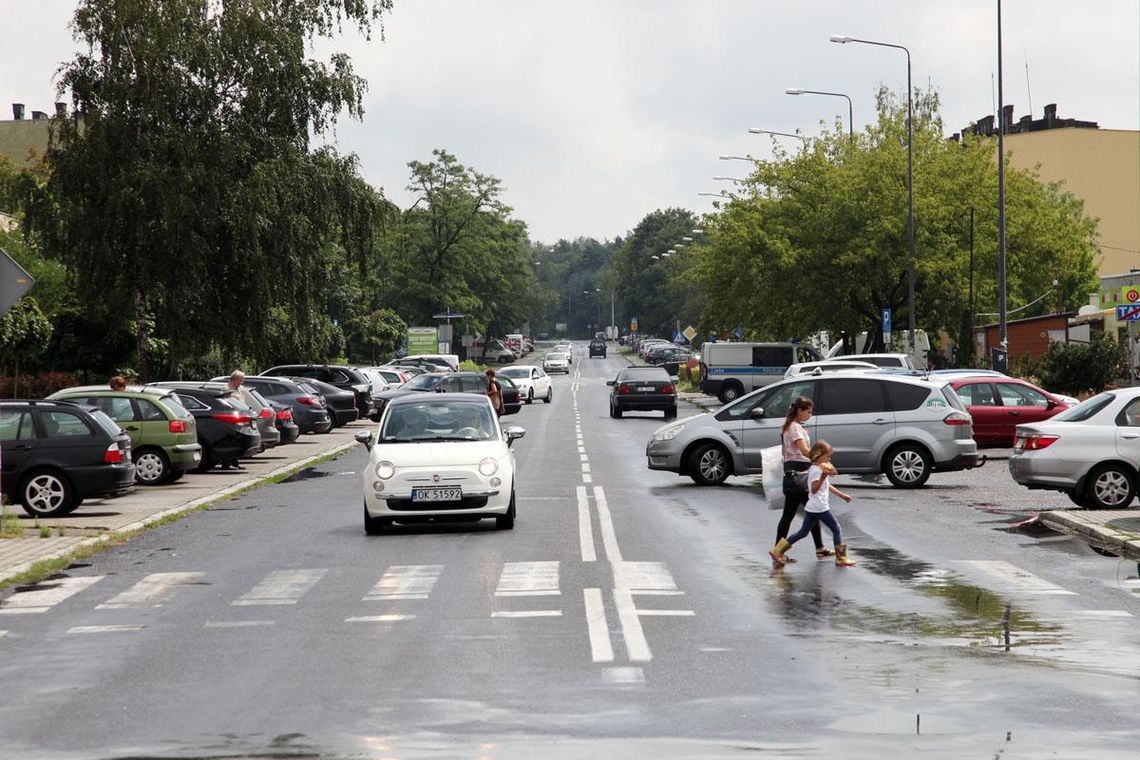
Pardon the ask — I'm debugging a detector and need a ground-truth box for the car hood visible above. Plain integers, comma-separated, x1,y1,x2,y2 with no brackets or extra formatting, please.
372,440,509,467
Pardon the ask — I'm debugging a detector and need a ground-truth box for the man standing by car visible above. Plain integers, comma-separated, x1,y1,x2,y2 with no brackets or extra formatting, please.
221,370,246,470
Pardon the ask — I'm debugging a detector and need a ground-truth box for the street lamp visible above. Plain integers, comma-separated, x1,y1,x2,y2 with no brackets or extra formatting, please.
712,175,747,182
747,128,808,144
697,191,730,197
785,87,854,141
831,32,915,354
719,154,753,161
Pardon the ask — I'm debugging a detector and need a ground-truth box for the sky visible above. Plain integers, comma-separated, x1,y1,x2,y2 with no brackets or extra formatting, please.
1,1,1137,243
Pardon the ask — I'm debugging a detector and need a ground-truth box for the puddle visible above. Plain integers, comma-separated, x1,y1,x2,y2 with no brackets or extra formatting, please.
831,709,959,735
279,467,331,483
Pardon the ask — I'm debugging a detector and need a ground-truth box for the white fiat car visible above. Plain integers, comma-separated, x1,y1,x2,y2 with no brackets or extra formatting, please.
498,365,553,404
543,352,570,374
355,394,525,534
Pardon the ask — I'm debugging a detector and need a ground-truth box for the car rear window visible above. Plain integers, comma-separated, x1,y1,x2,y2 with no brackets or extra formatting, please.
887,382,935,411
87,409,124,438
940,385,967,412
1053,392,1114,422
620,368,670,382
405,374,445,390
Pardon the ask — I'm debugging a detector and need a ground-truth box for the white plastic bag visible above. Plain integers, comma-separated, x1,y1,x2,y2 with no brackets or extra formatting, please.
760,445,784,509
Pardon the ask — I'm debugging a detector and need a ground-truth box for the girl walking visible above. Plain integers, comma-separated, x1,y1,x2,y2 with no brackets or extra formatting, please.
770,440,855,567
776,396,831,562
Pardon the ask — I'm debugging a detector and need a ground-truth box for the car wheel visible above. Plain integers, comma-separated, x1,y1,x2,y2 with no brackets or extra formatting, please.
364,502,390,535
688,443,731,486
883,444,932,488
194,443,217,473
718,383,743,404
1085,464,1135,509
18,469,77,518
664,406,677,419
544,387,553,403
526,389,534,405
168,469,186,484
611,403,623,418
134,447,172,485
496,491,516,530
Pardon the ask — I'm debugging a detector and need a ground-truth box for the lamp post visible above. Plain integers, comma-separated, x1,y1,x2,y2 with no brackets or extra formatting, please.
831,33,915,355
712,175,748,183
719,154,753,162
785,87,854,141
747,128,808,144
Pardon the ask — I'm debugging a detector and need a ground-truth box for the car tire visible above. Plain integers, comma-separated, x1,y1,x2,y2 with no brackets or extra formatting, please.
526,389,534,405
664,406,677,419
18,468,78,518
610,404,623,418
718,383,743,404
134,447,172,485
688,442,731,486
496,491,516,530
194,443,217,473
883,444,932,488
544,387,553,403
1084,464,1135,509
364,502,390,535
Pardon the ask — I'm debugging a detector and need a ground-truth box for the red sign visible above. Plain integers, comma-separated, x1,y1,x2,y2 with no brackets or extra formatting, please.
1128,289,1139,303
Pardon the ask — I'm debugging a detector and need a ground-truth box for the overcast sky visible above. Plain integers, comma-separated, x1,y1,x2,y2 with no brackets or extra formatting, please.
2,1,1137,243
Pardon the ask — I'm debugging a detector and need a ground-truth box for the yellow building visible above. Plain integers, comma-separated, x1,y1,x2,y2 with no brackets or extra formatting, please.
0,103,55,169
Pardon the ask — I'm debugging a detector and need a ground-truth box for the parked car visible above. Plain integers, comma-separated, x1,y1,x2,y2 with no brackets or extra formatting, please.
492,375,524,416
1009,389,1140,509
784,360,878,379
0,399,136,516
949,376,1070,445
260,364,377,421
285,377,359,427
609,366,678,419
366,367,413,386
46,386,201,485
498,365,553,404
147,386,261,472
646,345,690,366
152,381,280,451
257,392,300,445
589,339,607,358
543,352,570,374
216,375,332,434
354,394,525,533
822,353,916,369
646,371,982,488
398,354,460,371
384,356,453,372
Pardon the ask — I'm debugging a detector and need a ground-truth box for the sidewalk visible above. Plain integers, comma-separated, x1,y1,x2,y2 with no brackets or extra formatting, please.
1038,509,1140,562
0,420,371,585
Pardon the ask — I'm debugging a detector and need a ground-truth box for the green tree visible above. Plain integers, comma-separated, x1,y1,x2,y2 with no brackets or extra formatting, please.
0,298,53,376
611,208,700,337
348,307,407,364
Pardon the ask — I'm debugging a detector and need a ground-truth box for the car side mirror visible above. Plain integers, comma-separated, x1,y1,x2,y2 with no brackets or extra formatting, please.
749,407,765,418
503,425,526,446
606,380,615,386
354,430,374,451
1046,399,1059,409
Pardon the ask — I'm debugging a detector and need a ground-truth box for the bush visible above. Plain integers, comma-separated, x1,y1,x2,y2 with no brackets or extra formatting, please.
0,371,80,398
459,359,486,372
1038,334,1129,396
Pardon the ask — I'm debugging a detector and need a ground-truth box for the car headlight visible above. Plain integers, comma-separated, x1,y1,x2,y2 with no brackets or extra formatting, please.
479,457,499,476
652,423,684,442
375,461,396,479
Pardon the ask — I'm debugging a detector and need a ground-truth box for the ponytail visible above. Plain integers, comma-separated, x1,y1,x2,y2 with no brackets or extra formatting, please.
782,395,814,434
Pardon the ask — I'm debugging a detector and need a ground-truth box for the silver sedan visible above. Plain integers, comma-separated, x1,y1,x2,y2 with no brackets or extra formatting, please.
1009,388,1140,509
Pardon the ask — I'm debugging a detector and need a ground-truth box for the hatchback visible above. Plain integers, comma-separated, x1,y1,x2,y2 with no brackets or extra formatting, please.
1,400,135,516
543,352,570,374
646,371,982,488
47,386,201,485
609,367,677,419
261,364,377,421
589,339,607,358
216,376,332,434
949,376,1070,445
497,365,553,404
153,381,280,451
150,386,262,471
284,377,358,427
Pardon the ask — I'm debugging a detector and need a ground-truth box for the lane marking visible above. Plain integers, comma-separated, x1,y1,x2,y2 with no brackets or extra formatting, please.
581,463,591,473
491,610,562,618
232,569,327,606
954,560,1077,595
577,486,597,562
67,625,144,634
613,589,651,662
97,572,204,609
346,614,416,623
365,565,444,601
496,561,560,596
602,666,645,684
582,474,593,483
584,588,615,662
593,486,623,563
1077,610,1134,618
0,630,8,638
204,620,276,628
0,575,104,615
617,561,681,594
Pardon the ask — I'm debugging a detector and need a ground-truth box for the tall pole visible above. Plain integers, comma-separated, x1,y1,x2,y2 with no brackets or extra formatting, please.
610,291,615,333
905,49,915,358
786,89,854,141
997,0,1008,353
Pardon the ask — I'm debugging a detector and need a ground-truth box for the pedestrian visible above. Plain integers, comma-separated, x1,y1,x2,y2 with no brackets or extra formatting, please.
769,440,855,567
109,375,128,391
774,396,833,562
220,370,246,471
485,368,505,416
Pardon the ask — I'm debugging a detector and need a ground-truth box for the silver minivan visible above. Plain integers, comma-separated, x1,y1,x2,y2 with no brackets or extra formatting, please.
646,371,983,488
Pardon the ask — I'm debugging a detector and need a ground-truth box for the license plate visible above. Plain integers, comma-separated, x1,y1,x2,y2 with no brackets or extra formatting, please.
411,487,463,502
637,386,655,392
193,452,201,462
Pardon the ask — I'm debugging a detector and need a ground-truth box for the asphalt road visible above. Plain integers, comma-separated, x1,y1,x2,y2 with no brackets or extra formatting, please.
1,346,1139,759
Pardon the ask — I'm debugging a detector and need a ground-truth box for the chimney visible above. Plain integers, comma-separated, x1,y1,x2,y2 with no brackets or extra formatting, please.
31,110,48,120
1044,103,1057,125
978,114,994,135
12,103,24,120
55,102,67,117
1001,104,1015,131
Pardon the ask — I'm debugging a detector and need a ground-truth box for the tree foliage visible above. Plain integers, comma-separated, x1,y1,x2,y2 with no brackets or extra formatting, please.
531,237,622,338
611,208,701,337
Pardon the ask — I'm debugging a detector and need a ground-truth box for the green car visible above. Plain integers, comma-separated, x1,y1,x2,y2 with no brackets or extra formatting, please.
47,386,202,485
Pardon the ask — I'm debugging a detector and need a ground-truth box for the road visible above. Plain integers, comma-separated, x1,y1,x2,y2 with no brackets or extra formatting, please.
1,346,1139,759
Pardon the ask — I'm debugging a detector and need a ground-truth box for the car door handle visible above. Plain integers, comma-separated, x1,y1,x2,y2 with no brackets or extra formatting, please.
1006,411,1020,417
123,425,140,430
872,418,890,425
1123,433,1140,439
10,443,34,451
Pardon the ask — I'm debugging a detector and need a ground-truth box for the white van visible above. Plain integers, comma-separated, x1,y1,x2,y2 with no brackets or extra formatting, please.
699,342,822,403
401,354,460,371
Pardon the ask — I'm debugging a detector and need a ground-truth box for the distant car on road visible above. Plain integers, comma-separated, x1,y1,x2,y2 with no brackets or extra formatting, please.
609,366,678,419
543,352,570,374
589,339,607,358
498,365,553,404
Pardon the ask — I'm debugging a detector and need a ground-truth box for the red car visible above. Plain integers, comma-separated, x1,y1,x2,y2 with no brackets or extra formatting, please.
949,377,1069,445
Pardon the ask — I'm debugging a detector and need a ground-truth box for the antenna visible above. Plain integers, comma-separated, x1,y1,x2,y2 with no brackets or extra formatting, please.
991,72,996,120
1024,53,1033,116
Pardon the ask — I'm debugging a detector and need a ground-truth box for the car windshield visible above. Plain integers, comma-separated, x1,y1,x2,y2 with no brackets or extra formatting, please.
380,401,497,442
546,353,567,361
1052,392,1115,422
499,367,529,379
405,374,445,390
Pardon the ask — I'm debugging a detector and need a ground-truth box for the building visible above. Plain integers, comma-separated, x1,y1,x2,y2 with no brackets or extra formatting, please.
0,102,61,168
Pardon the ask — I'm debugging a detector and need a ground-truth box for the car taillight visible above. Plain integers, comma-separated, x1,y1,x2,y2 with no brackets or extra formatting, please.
276,409,293,421
942,412,972,426
1018,433,1059,451
212,412,253,425
258,407,273,420
662,384,675,394
168,419,189,433
104,443,124,463
297,395,321,407
618,384,631,394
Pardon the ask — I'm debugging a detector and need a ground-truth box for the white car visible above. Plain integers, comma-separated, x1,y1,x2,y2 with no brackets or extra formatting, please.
355,394,525,534
543,352,570,374
553,343,575,362
498,365,553,404
784,360,878,378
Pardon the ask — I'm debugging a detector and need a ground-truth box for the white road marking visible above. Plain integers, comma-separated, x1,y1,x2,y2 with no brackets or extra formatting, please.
346,614,416,623
584,588,614,662
577,446,586,453
593,486,623,563
577,486,597,562
496,561,560,596
232,569,327,606
0,630,8,638
601,667,645,684
97,572,204,609
0,575,104,615
617,561,682,595
365,565,443,601
491,610,562,618
954,560,1076,595
67,625,145,634
204,620,276,628
1077,610,1134,618
582,474,593,483
581,463,591,473
613,589,651,662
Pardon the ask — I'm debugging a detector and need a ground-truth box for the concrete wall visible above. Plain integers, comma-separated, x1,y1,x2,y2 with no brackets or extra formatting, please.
0,118,51,168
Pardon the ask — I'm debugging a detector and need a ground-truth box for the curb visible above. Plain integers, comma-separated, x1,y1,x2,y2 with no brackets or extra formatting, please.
1038,509,1140,562
0,440,358,585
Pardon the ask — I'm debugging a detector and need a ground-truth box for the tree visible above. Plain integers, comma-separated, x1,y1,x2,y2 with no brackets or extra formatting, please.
611,208,701,337
25,0,392,379
0,298,53,377
348,307,407,364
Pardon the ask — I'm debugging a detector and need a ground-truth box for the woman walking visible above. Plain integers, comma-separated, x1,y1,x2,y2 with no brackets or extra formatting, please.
774,396,832,563
770,440,855,566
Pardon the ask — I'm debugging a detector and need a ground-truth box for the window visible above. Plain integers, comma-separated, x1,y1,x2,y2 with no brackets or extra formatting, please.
137,399,167,421
719,380,815,420
619,368,670,382
1119,399,1140,427
1054,393,1113,422
41,410,93,438
817,379,888,415
887,382,934,411
954,383,996,407
461,376,487,393
0,410,34,441
752,346,792,368
158,396,191,418
175,393,209,411
87,396,135,422
796,346,821,363
997,383,1049,408
330,369,352,384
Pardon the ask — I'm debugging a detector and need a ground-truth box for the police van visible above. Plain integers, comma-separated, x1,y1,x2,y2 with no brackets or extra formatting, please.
699,342,822,403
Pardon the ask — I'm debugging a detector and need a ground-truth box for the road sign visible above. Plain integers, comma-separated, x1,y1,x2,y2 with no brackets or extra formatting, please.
734,325,743,339
1116,305,1140,321
682,325,697,342
1122,286,1140,305
407,326,438,354
0,248,35,317
630,316,639,332
881,307,892,346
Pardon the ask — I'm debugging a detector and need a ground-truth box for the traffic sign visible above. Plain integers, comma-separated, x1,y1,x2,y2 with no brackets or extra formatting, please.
630,316,639,333
1116,305,1140,321
1122,287,1140,305
682,325,697,342
0,248,35,317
